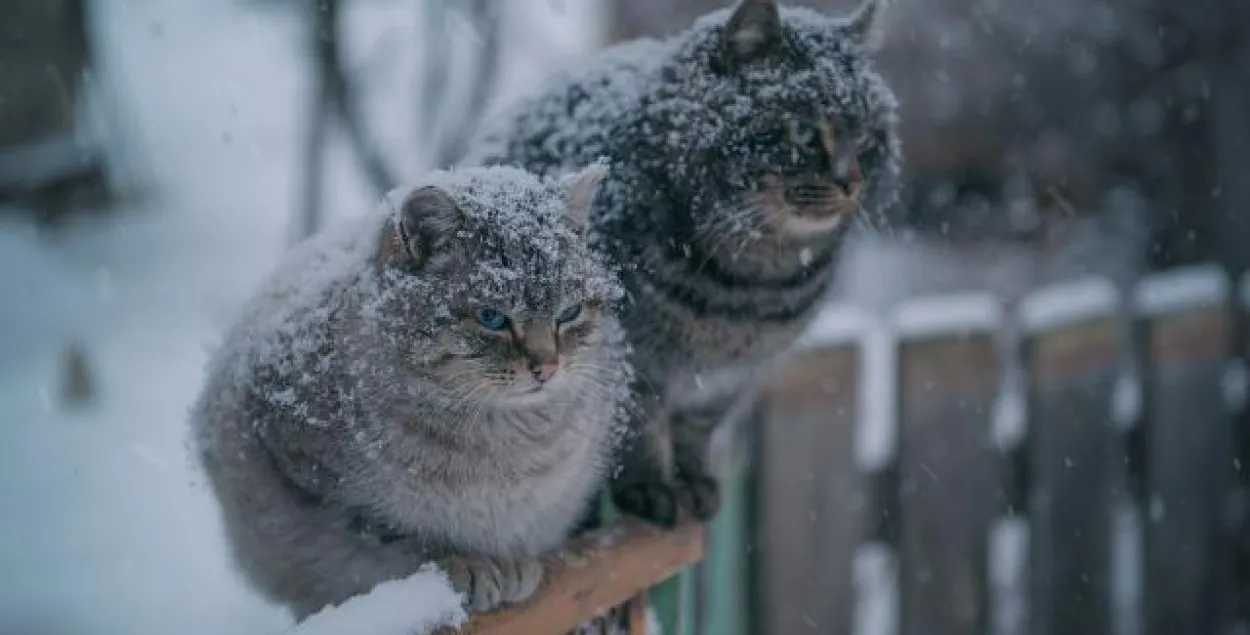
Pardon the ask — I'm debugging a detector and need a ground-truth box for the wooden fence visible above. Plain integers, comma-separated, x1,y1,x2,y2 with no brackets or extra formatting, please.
443,264,1249,635
753,264,1250,635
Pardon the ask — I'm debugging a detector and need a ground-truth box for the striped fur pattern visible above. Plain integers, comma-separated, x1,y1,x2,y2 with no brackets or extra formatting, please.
191,166,634,621
466,0,902,526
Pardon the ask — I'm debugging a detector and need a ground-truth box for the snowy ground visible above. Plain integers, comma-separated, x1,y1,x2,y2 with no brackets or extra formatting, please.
0,1,602,633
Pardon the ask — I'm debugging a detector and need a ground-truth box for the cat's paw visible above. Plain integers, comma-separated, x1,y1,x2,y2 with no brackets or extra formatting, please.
439,555,544,613
611,471,721,527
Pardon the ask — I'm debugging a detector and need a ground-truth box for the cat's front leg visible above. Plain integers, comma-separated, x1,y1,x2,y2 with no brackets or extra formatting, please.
437,554,544,613
610,396,722,527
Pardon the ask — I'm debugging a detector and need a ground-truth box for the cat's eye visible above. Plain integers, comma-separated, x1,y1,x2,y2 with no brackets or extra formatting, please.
785,119,819,148
555,303,582,326
475,308,510,331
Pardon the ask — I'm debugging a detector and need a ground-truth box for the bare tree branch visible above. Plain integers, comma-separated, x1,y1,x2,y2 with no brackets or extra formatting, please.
294,59,330,244
314,0,398,195
428,0,501,169
416,0,450,149
296,0,505,241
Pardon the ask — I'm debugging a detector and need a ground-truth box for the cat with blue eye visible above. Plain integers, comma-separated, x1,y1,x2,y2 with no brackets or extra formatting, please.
191,163,635,620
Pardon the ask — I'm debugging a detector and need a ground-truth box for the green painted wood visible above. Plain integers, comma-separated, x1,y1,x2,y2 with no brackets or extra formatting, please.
650,567,695,635
597,487,697,635
700,447,753,635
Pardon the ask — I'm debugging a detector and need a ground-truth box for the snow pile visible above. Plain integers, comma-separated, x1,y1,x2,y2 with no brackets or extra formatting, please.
287,565,466,635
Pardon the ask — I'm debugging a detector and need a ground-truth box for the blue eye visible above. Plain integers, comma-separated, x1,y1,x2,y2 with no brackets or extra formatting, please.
555,303,582,325
475,308,509,331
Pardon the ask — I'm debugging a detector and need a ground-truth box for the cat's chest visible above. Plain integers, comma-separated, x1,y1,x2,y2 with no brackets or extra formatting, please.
379,417,607,554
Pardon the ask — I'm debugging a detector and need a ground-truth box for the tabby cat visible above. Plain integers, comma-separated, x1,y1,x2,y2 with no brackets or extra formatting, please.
465,0,902,526
191,164,632,619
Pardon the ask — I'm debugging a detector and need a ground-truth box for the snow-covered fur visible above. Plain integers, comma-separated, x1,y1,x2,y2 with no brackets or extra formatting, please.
465,0,901,526
190,165,633,620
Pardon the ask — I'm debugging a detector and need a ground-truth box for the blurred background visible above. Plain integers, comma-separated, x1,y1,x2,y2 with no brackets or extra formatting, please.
0,1,1246,634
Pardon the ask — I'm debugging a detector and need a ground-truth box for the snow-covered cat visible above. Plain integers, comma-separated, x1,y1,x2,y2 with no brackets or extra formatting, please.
191,164,632,619
465,0,902,526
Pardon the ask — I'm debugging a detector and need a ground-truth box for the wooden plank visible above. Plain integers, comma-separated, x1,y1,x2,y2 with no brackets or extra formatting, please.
1134,266,1238,635
757,344,863,635
1235,272,1250,631
1020,277,1123,635
895,294,1003,635
456,521,703,635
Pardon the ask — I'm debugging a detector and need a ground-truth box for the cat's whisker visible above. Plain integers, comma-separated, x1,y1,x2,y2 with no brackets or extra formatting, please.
697,203,761,271
725,212,770,263
446,379,489,413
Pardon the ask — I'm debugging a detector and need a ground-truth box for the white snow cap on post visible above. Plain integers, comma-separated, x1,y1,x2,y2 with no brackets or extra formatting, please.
796,303,872,350
1018,276,1120,334
893,291,1004,338
1132,263,1232,316
285,564,466,635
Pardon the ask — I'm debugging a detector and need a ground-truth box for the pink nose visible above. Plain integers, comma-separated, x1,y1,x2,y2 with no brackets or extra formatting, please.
532,361,558,382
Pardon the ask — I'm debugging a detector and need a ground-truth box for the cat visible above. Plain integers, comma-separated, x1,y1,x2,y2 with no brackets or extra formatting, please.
190,164,633,620
463,0,903,527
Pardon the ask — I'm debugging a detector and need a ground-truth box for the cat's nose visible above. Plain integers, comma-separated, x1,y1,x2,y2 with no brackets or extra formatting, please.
832,155,862,192
531,359,559,383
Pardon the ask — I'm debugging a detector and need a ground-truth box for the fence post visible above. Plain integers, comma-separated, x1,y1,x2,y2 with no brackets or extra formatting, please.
1018,277,1123,635
1132,265,1238,635
754,307,869,635
893,293,1003,635
1236,272,1250,633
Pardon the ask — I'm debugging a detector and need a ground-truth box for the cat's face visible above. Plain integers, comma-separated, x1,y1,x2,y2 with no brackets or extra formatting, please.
642,0,899,244
727,106,885,238
374,165,622,408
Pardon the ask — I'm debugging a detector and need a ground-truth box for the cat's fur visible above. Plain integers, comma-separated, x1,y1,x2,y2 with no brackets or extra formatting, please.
191,165,632,620
464,0,902,526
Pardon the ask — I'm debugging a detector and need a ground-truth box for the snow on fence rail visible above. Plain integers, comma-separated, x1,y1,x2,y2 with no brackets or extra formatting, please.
754,265,1250,635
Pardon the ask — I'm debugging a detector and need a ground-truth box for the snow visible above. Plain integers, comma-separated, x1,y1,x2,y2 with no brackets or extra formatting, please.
988,516,1028,635
990,376,1027,450
0,1,604,634
852,542,897,635
1132,262,1231,316
795,305,872,349
1110,499,1143,635
375,164,622,309
286,565,466,635
857,326,898,472
1018,276,1120,334
892,291,1004,338
1111,370,1143,429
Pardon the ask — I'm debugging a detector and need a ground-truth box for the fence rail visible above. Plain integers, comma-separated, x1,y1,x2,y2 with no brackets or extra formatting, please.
754,264,1250,635
453,521,703,635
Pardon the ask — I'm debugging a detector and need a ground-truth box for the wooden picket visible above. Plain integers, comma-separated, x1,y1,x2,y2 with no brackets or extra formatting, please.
751,264,1250,635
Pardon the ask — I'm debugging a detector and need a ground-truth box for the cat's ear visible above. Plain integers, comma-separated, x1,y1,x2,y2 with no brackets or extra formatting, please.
845,0,888,53
380,185,464,269
722,0,783,65
562,163,608,233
